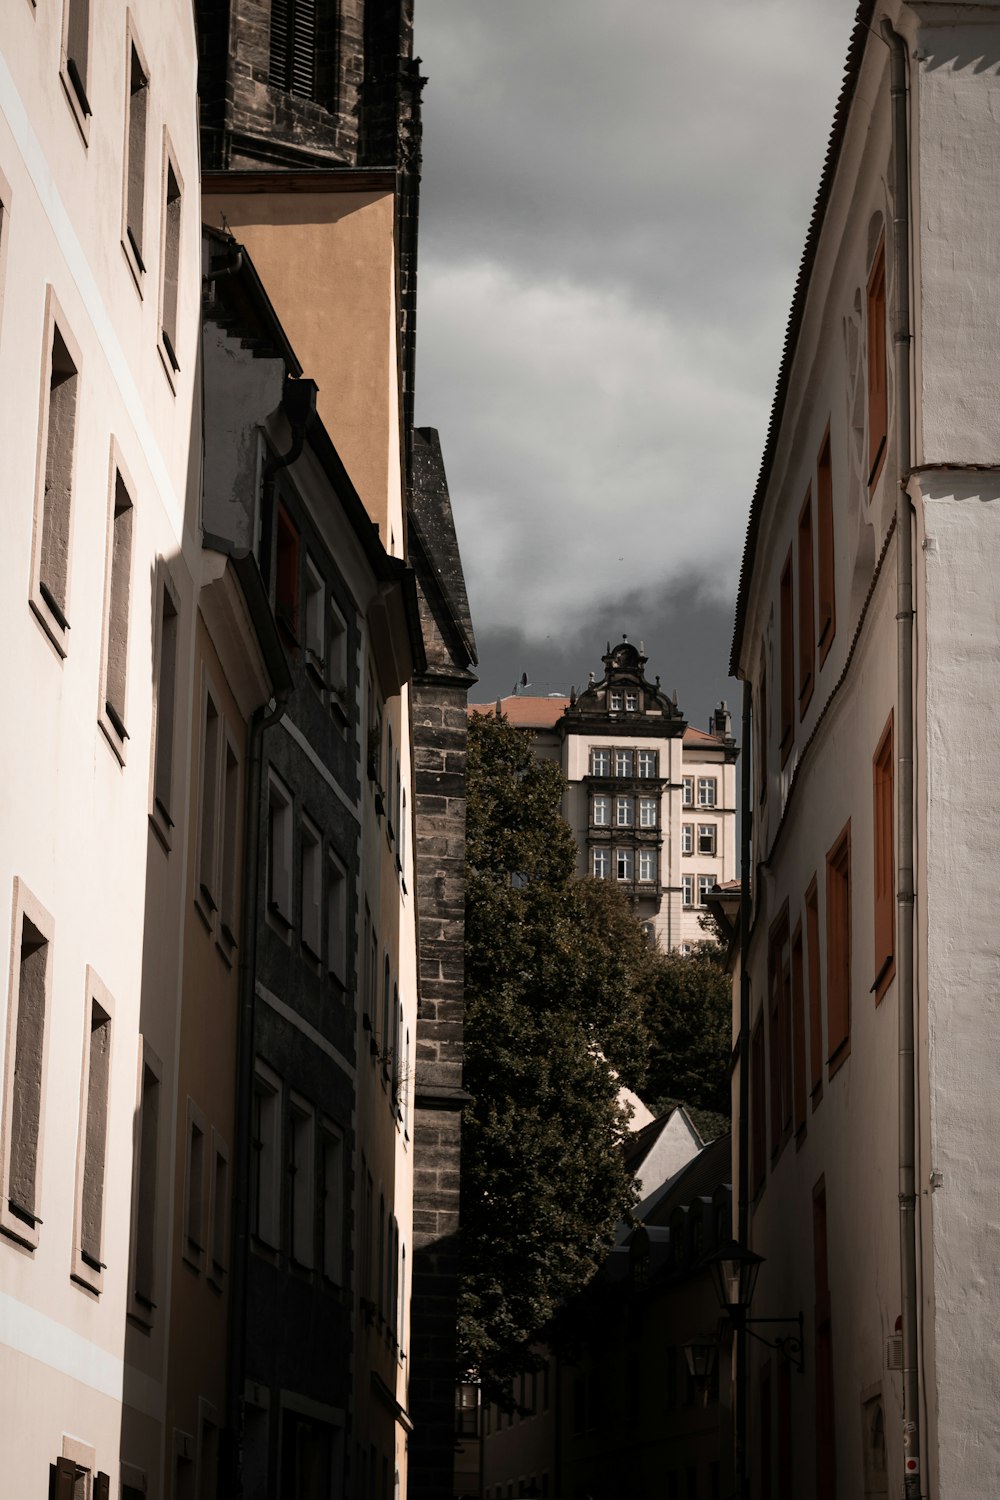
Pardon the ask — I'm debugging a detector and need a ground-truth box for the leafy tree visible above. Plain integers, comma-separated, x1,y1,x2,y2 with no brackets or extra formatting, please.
642,942,732,1137
461,711,655,1399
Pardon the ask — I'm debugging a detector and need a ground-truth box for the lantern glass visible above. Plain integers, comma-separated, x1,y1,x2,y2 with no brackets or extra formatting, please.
709,1240,764,1316
683,1336,718,1381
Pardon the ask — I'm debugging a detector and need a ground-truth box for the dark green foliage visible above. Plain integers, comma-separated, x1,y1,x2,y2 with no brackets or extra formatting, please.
461,712,655,1399
642,943,733,1127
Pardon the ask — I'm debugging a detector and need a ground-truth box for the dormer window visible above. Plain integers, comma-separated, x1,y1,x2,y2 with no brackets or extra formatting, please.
609,690,623,711
625,691,638,713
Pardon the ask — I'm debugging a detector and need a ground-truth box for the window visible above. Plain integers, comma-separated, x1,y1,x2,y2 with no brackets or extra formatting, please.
805,877,823,1101
873,714,895,1002
638,850,657,884
697,824,716,856
682,776,694,806
326,851,347,982
31,294,80,654
131,1045,161,1316
151,567,179,840
697,777,717,807
826,822,851,1070
779,547,794,762
61,0,92,134
328,601,349,718
593,848,609,879
274,502,300,642
751,1017,766,1195
798,490,815,715
288,1100,314,1268
197,687,222,917
159,143,182,374
609,690,623,710
99,464,134,757
615,795,634,827
381,955,392,1079
867,239,887,491
682,874,694,908
270,0,318,98
814,1178,836,1500
304,554,325,689
639,796,657,828
267,772,293,925
791,924,807,1138
698,873,716,905
300,817,322,959
615,749,633,777
817,430,836,664
219,738,240,949
768,912,792,1153
122,36,149,280
73,975,113,1291
251,1063,280,1247
1,880,53,1249
591,747,610,777
681,823,693,855
184,1101,206,1269
209,1131,229,1283
616,848,633,881
321,1124,344,1283
625,691,638,713
592,795,610,826
757,664,768,805
637,749,657,779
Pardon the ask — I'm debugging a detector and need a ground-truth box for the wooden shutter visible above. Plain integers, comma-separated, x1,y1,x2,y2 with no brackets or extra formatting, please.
51,1459,77,1500
290,0,317,98
805,878,823,1097
867,241,888,489
826,822,852,1069
873,714,895,1000
95,1475,111,1500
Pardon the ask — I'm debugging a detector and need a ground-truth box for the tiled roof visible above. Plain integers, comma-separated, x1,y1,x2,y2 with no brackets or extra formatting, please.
468,695,569,728
683,726,725,748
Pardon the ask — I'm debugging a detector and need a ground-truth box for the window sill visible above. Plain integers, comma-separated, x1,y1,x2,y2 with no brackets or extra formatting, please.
827,1036,851,1080
0,1200,40,1251
59,60,91,147
29,588,69,659
121,233,145,298
71,1251,104,1297
149,801,174,853
157,334,178,394
98,709,128,767
871,955,895,1005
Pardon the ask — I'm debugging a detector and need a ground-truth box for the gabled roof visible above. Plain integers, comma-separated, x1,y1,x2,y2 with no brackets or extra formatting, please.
730,0,875,676
410,427,477,667
643,1132,732,1227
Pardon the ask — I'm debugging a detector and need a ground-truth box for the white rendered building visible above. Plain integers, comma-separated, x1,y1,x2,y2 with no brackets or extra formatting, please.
0,1,202,1491
473,639,738,951
731,2,1000,1495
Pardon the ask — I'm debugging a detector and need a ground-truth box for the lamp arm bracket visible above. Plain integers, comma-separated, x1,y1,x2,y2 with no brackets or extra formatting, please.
743,1313,805,1374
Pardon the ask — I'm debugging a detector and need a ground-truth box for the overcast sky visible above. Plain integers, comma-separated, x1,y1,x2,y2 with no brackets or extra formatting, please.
413,0,858,726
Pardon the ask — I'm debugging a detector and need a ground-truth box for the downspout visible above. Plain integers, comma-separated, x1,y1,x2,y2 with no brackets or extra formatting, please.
881,20,920,1498
736,678,752,1500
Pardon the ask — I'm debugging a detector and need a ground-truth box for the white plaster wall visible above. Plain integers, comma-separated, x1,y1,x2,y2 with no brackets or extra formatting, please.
0,0,201,1489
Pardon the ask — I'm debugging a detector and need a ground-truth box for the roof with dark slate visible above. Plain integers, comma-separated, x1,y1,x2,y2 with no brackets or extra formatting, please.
643,1132,732,1227
410,427,478,666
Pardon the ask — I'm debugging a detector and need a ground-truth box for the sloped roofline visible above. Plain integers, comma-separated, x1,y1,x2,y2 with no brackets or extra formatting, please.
729,0,875,677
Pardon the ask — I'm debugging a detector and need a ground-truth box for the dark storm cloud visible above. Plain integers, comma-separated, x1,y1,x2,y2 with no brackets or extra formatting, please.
414,0,858,680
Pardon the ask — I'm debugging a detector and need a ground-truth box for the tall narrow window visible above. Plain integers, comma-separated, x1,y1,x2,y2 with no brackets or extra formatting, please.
267,773,293,925
74,977,112,1290
816,431,836,664
779,548,794,764
614,749,633,777
62,0,92,126
805,878,823,1102
381,955,392,1077
132,1048,161,1316
32,302,80,652
750,1016,766,1196
681,824,693,855
682,874,694,907
209,1133,229,1283
274,502,300,643
123,38,149,277
251,1063,280,1247
638,850,657,884
152,570,178,838
100,467,133,756
304,555,325,688
159,146,182,373
616,795,634,827
219,739,240,949
682,776,694,806
790,923,807,1138
592,795,610,827
637,749,657,778
270,0,317,99
593,848,609,880
300,817,322,959
184,1102,205,1269
616,848,633,882
767,915,790,1156
826,823,852,1070
591,747,610,777
757,664,768,804
872,714,895,1002
697,778,717,807
321,1124,344,1283
639,797,657,828
2,883,53,1248
288,1102,314,1268
198,689,221,915
326,852,347,982
867,240,887,492
798,491,815,715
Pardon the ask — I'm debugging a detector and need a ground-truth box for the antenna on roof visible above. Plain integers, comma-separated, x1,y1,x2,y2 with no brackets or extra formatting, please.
512,672,530,695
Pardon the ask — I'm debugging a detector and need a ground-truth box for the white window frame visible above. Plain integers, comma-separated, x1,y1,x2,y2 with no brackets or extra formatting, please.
637,749,657,779
638,850,657,884
592,795,609,827
72,968,114,1294
698,873,717,905
625,691,639,713
682,874,695,908
698,777,718,807
615,796,634,827
639,797,657,829
1,879,54,1250
591,747,610,777
121,22,149,292
30,286,81,657
592,848,609,880
681,823,694,855
614,748,633,778
616,847,634,881
698,824,717,856
609,690,623,711
682,776,694,806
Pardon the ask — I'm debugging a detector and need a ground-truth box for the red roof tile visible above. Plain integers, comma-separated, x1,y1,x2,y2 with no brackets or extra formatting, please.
468,695,569,729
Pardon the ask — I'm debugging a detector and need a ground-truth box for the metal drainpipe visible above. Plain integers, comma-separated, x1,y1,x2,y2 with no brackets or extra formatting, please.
881,20,921,1498
736,678,752,1500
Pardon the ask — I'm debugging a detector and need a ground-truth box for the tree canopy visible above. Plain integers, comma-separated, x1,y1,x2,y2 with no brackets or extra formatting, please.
641,940,732,1139
460,711,655,1398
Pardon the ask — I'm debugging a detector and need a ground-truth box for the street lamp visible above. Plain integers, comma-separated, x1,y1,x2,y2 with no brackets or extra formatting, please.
683,1335,719,1406
707,1241,804,1373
